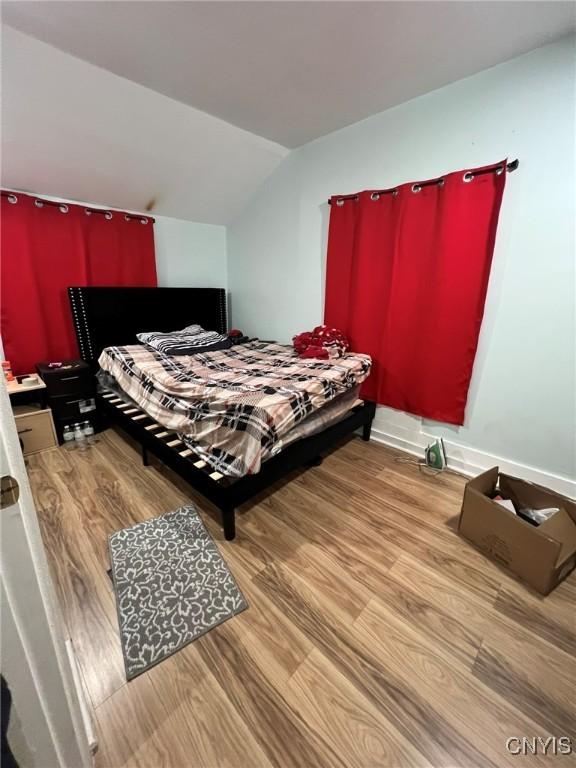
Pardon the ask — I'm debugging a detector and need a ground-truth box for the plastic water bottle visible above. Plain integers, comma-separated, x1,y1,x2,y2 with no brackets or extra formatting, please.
73,423,86,450
62,425,75,448
82,420,95,444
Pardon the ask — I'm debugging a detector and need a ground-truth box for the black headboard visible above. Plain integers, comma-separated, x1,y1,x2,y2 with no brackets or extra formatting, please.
68,287,227,363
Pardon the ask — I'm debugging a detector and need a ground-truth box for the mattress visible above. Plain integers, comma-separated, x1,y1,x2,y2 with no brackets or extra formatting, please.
98,341,371,477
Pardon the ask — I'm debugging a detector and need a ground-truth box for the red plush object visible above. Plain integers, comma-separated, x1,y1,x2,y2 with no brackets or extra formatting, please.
293,325,349,359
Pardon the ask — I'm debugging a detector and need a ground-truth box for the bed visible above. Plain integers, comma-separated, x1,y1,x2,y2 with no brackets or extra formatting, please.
68,287,376,540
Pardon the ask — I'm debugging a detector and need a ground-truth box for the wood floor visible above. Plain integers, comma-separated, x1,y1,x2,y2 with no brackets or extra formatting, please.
27,428,575,768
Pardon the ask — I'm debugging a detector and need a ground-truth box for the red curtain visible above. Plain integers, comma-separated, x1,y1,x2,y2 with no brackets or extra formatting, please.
324,161,506,425
1,192,157,374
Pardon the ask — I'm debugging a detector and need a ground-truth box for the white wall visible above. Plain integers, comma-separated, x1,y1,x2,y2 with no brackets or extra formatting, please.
154,216,227,288
228,38,576,490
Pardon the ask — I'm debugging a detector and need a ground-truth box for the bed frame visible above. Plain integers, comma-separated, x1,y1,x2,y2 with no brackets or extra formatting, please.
68,287,376,540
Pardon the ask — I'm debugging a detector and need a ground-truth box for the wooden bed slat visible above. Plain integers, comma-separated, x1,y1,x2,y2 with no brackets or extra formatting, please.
131,414,147,421
124,408,139,414
145,424,161,431
166,439,183,448
116,403,131,410
101,393,115,399
193,460,207,469
209,471,224,482
179,449,193,457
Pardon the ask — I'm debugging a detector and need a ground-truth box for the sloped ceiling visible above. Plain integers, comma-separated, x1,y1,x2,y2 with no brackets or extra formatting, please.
4,1,575,147
2,2,574,223
1,26,288,224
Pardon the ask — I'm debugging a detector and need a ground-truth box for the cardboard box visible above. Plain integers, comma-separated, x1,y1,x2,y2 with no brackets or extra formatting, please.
459,467,576,595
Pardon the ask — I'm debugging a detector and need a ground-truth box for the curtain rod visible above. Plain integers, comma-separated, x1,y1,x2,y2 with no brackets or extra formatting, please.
328,159,519,205
1,189,155,223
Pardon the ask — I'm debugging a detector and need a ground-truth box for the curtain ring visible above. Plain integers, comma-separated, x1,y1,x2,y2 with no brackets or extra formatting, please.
59,204,69,213
124,214,130,221
7,194,18,204
336,199,344,207
495,166,504,176
105,211,113,220
370,192,380,202
411,184,421,193
392,189,399,197
463,172,474,183
438,179,445,187
34,199,44,208
140,217,148,224
85,208,92,216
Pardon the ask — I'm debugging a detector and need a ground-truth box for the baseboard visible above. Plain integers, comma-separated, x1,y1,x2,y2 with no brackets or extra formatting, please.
370,424,576,499
65,638,98,756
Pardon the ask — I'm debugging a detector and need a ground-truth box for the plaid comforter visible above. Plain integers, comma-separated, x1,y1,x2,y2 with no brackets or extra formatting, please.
99,341,371,477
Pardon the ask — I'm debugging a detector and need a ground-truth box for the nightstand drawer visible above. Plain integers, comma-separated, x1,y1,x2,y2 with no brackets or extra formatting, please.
50,394,97,421
43,371,94,397
14,408,58,455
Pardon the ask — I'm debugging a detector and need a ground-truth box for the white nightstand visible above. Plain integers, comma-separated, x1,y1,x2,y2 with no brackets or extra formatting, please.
7,376,58,455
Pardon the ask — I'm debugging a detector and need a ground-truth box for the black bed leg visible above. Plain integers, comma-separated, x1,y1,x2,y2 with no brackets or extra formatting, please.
142,445,150,466
362,420,373,442
221,507,236,541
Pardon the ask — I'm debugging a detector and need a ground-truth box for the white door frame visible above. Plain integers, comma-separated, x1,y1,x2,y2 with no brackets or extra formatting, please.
1,378,92,767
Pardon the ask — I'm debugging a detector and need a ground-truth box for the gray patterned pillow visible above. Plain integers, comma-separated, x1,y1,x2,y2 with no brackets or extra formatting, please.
137,325,231,355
